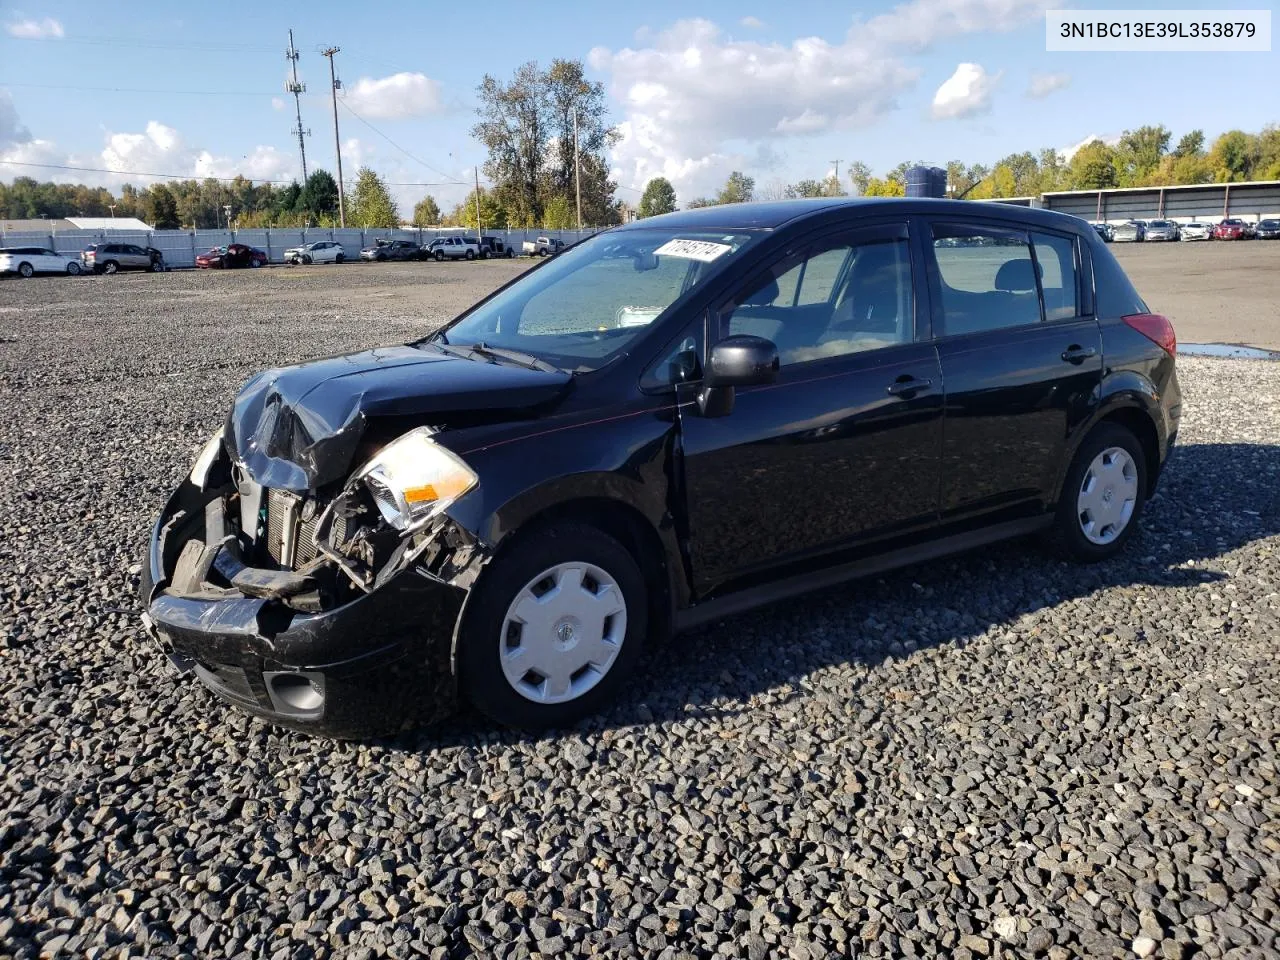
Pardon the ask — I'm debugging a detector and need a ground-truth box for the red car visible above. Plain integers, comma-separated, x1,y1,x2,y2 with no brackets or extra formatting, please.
195,243,269,269
1212,219,1250,241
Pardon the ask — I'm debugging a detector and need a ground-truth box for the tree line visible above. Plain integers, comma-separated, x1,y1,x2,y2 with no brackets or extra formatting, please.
633,122,1280,215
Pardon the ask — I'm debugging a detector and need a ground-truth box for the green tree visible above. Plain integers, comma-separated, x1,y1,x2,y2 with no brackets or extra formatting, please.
1208,130,1257,181
862,177,905,197
685,197,716,209
637,177,677,217
542,58,619,225
789,178,827,198
144,184,180,229
542,194,574,229
413,195,442,226
446,188,506,230
349,167,399,227
847,161,872,196
715,171,754,204
969,163,1018,199
1067,140,1119,189
1115,124,1171,185
1173,129,1205,158
301,169,339,219
1037,148,1065,193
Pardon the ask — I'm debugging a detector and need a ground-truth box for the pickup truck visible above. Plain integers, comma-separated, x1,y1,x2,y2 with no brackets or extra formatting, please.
425,236,481,261
521,236,566,257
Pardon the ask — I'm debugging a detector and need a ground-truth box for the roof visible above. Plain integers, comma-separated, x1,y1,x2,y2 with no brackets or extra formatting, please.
1,218,74,232
620,197,1085,232
1042,179,1280,199
65,216,154,231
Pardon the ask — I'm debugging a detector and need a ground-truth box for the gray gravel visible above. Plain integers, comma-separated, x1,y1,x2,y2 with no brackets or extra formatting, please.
1,266,1278,959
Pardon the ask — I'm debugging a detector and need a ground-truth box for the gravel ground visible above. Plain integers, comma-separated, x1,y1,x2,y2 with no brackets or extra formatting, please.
1,265,1278,960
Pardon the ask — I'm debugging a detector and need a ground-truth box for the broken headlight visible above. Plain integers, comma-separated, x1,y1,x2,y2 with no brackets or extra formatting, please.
190,429,225,489
353,428,477,533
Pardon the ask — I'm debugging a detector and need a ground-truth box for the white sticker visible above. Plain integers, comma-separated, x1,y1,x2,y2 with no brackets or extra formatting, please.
653,238,734,262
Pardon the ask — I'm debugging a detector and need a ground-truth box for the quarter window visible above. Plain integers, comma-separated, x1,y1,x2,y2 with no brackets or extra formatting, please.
1031,232,1078,321
724,235,914,366
931,226,1041,335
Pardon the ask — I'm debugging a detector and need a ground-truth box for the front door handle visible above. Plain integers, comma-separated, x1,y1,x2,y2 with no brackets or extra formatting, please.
1061,345,1098,364
886,376,933,397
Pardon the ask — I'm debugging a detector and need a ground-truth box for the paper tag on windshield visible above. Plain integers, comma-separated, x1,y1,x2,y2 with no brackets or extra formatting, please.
653,239,733,262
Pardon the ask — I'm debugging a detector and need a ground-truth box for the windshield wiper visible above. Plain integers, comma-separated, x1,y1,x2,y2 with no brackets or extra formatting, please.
431,339,561,374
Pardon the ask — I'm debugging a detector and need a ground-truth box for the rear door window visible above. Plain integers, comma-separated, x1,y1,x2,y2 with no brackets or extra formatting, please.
930,225,1041,335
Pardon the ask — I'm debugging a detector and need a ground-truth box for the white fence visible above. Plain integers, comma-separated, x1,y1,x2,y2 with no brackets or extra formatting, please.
0,226,608,269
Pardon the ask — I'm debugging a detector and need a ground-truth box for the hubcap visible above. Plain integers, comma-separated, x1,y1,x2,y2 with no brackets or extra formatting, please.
1077,446,1138,545
499,562,627,704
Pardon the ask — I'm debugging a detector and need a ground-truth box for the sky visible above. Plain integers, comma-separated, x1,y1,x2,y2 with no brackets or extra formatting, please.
0,0,1275,215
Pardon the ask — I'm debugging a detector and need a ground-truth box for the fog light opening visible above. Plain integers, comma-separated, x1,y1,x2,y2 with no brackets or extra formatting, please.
269,673,324,712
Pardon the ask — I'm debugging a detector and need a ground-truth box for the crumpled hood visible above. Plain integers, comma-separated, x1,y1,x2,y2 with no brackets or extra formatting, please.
226,344,572,491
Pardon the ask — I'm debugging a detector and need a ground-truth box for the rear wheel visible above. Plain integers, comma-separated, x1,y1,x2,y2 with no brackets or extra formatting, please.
507,248,514,258
459,523,647,729
435,250,444,262
150,258,164,272
66,261,82,276
1045,422,1148,563
465,250,476,260
103,261,119,275
18,262,34,278
250,258,262,268
335,252,345,264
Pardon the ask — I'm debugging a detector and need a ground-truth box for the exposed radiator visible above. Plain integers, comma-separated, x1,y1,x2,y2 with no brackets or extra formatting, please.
264,490,346,568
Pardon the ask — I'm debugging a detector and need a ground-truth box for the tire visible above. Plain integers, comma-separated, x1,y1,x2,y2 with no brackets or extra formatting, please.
150,259,164,272
335,252,344,264
66,261,82,276
301,254,313,265
539,249,548,257
17,262,34,278
103,260,119,275
1044,422,1148,563
250,258,262,268
435,250,444,262
465,250,475,261
458,522,647,729
507,248,514,258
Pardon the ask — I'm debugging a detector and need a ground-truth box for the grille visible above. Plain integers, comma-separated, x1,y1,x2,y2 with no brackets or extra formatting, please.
264,489,345,568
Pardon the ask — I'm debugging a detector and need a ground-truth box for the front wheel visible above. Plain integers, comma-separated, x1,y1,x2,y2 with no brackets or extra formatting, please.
507,248,514,258
301,254,312,265
150,259,164,272
1044,422,1148,563
250,259,262,268
458,523,647,729
102,261,119,275
66,261,82,276
335,252,344,264
465,250,476,260
435,251,444,262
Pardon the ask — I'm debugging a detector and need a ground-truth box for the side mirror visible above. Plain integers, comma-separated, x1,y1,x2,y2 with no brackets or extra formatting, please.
706,335,779,387
697,335,778,418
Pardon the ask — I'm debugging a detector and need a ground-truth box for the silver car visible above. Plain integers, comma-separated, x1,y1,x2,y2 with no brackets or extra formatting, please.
1144,220,1179,242
1179,222,1212,241
1112,221,1145,242
284,241,346,265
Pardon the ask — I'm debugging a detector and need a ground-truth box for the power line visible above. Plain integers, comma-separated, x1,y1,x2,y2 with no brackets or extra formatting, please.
0,159,466,187
336,100,466,184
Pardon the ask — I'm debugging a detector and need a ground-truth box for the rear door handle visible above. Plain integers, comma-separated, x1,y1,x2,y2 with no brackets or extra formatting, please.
1061,345,1098,363
887,376,933,397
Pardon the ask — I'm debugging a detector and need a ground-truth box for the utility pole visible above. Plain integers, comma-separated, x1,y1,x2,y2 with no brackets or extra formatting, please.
829,159,841,186
321,46,345,227
573,109,583,231
286,30,309,182
474,166,483,238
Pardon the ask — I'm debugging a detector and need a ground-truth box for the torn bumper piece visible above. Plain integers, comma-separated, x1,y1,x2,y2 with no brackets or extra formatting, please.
140,502,469,738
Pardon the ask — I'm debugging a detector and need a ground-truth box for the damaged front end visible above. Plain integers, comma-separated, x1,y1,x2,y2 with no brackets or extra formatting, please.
140,427,489,737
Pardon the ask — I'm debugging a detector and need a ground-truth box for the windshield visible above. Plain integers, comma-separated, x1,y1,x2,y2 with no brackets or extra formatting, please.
431,227,761,371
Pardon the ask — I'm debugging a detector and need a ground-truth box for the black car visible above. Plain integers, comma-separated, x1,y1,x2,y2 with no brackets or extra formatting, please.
141,198,1181,737
1256,219,1280,240
360,239,422,262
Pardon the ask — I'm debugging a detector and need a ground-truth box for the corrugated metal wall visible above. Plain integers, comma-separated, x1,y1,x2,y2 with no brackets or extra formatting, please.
0,226,607,269
1044,182,1280,224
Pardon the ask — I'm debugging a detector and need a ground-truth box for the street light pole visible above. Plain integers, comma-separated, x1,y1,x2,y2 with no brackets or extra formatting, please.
321,46,346,228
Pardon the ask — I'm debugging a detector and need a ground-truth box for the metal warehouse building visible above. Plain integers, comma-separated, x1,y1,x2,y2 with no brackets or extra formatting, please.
993,180,1280,224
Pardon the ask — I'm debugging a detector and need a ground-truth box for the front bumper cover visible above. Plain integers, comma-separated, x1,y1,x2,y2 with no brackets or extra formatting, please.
140,490,470,738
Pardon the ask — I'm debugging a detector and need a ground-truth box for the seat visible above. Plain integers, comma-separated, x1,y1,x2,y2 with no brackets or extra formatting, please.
829,246,904,337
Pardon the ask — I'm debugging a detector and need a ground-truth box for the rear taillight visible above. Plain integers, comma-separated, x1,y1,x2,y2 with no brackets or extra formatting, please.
1123,313,1176,357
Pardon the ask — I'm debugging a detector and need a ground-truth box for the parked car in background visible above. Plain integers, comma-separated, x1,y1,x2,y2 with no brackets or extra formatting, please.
140,197,1180,736
1213,219,1250,241
285,241,345,265
1143,220,1179,242
522,236,567,257
480,236,517,259
0,246,84,278
1242,221,1258,239
82,242,164,274
195,244,269,269
1089,222,1113,242
1179,222,1213,241
426,236,481,261
360,239,422,262
1255,219,1280,239
1112,221,1145,242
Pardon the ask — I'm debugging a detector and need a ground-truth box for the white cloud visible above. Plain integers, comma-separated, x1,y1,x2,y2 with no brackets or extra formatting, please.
271,97,286,111
5,16,64,39
1027,71,1070,99
595,0,1053,200
931,62,1001,119
740,16,765,29
1057,133,1121,161
342,72,443,120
